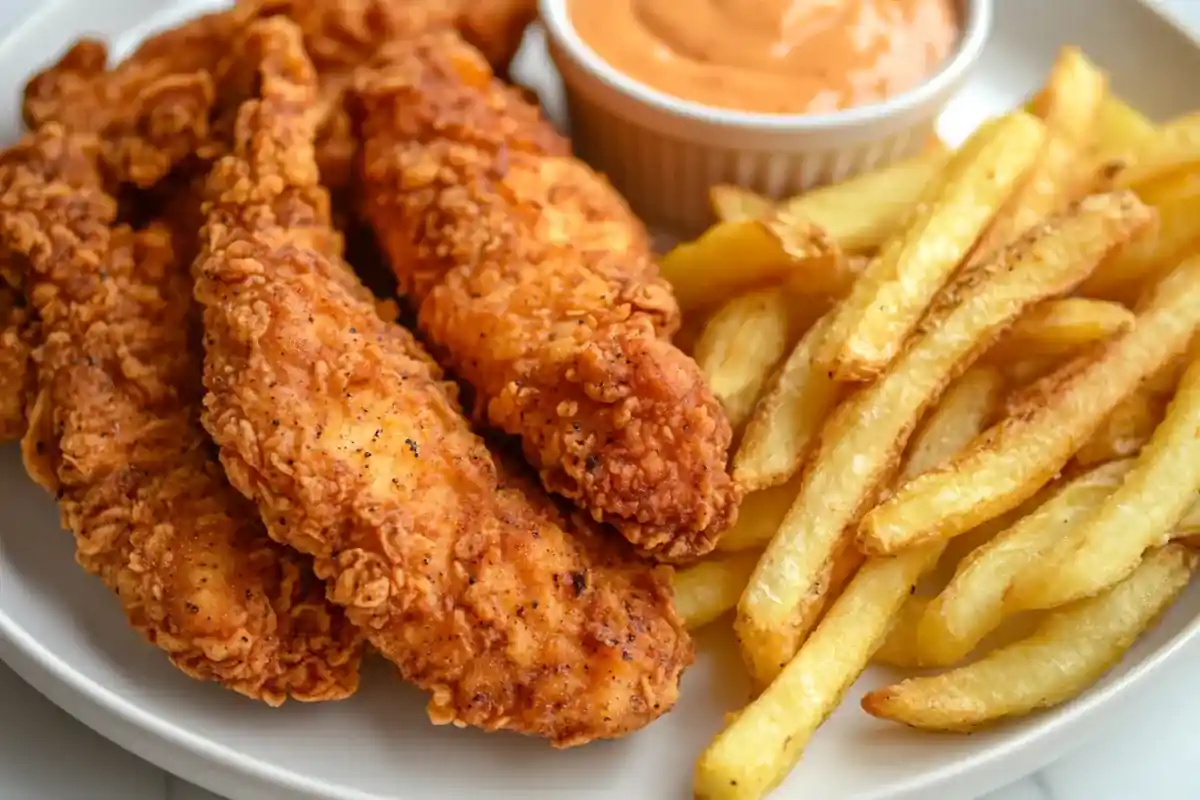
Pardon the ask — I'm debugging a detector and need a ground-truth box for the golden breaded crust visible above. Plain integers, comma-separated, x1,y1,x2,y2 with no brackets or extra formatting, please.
0,285,31,440
354,32,740,560
196,17,691,744
23,0,536,194
0,123,362,703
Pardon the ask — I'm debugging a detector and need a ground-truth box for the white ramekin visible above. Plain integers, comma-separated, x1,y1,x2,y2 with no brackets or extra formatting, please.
541,0,992,236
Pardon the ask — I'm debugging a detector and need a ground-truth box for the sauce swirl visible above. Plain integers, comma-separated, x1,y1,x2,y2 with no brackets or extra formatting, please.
568,0,961,115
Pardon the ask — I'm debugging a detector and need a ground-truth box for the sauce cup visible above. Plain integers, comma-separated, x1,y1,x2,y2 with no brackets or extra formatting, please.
541,0,993,236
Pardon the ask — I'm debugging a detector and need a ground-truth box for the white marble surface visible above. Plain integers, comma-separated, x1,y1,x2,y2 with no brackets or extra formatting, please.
4,1,1200,799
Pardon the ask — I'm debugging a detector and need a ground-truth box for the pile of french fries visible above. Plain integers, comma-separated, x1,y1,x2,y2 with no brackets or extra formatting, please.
663,47,1200,800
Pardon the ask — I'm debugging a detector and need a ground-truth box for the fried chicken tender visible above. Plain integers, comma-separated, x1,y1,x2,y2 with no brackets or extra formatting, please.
0,284,32,440
195,18,691,744
0,124,362,704
353,32,740,561
23,0,535,194
22,34,219,188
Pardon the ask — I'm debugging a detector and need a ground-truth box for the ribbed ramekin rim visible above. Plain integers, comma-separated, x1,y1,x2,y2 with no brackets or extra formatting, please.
539,0,992,132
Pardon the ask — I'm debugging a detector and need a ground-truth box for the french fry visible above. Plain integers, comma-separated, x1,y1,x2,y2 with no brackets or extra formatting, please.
660,221,783,313
1092,94,1157,163
872,595,931,669
734,193,1143,688
965,137,1078,267
1162,110,1200,137
862,545,1197,732
732,312,840,491
677,532,862,637
1029,48,1108,147
1143,333,1200,396
1081,172,1200,299
697,544,929,799
661,214,843,313
696,360,1005,795
1115,123,1200,192
715,477,803,553
1075,389,1165,466
710,185,774,223
1010,354,1200,611
859,252,1200,557
674,552,761,630
770,209,861,298
694,288,792,429
776,150,950,254
968,49,1107,267
1177,499,1200,537
819,113,1047,381
867,369,1005,669
1002,355,1063,387
901,367,1006,481
989,298,1136,360
916,460,1134,667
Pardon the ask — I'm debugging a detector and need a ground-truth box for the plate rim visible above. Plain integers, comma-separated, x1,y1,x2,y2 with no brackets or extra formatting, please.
2,0,1200,799
5,575,1200,800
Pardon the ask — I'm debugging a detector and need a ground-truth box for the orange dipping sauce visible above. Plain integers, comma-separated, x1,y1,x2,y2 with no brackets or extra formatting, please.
567,0,961,115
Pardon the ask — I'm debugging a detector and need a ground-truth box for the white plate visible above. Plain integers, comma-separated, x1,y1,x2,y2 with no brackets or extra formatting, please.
2,1,1200,799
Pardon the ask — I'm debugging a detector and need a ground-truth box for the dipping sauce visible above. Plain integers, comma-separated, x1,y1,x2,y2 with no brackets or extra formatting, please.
568,0,961,115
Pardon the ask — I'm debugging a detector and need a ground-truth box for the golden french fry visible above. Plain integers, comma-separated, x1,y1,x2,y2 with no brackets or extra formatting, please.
1162,110,1200,137
868,369,1005,668
1092,94,1157,163
1001,355,1063,387
872,595,931,669
1075,389,1166,466
1029,48,1109,147
859,253,1200,557
1010,354,1200,610
916,460,1134,667
1177,499,1200,537
680,531,862,637
735,192,1143,688
1143,333,1200,396
697,543,934,799
989,298,1135,360
901,367,1006,481
661,215,844,314
696,360,1003,796
716,477,803,553
776,150,950,254
710,184,773,223
820,113,1047,381
1082,172,1200,299
863,545,1197,732
674,552,761,630
732,312,840,491
767,210,859,298
1115,120,1200,191
965,138,1078,268
694,288,792,429
969,49,1107,267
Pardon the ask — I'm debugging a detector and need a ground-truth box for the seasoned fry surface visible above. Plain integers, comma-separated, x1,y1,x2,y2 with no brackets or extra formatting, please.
354,31,739,560
820,113,1046,380
196,18,690,745
863,545,1197,731
859,198,1170,555
736,192,1145,688
1012,355,1200,611
0,123,362,703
